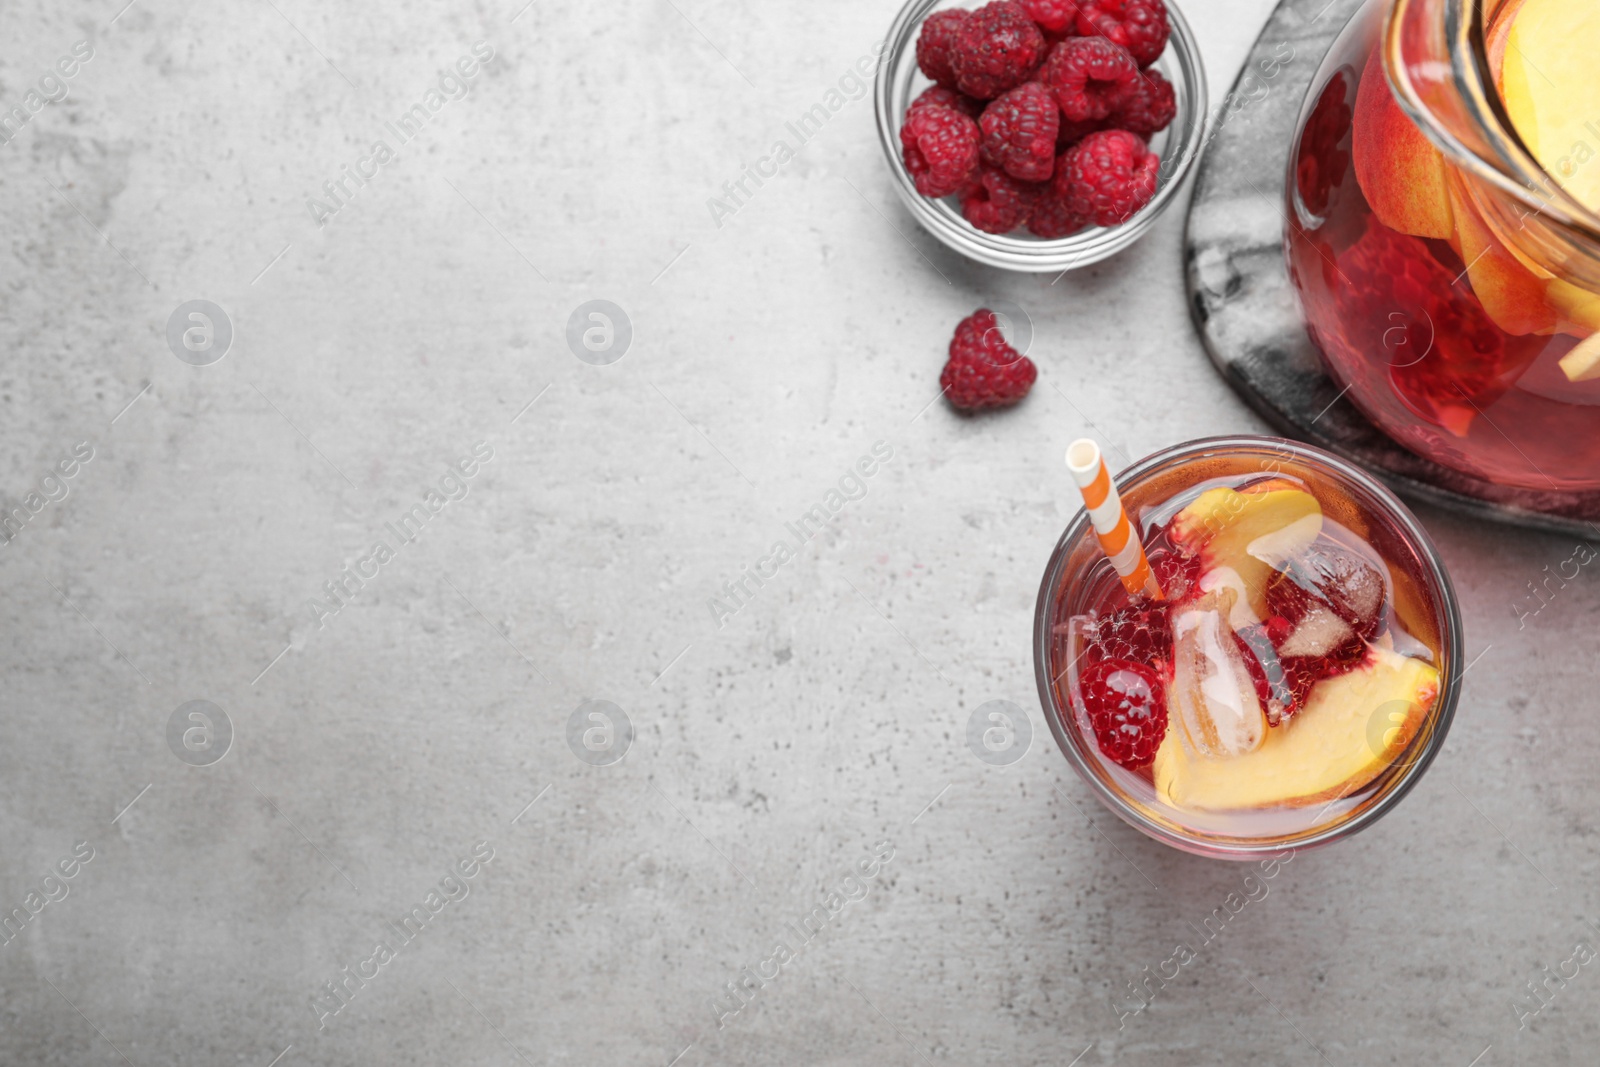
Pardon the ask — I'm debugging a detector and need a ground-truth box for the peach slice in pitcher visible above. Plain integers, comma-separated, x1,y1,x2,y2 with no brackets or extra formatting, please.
1351,47,1454,241
1447,181,1559,338
1498,0,1600,215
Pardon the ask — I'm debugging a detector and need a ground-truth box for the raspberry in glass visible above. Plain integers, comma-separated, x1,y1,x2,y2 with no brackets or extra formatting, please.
1039,36,1140,122
901,105,981,198
1056,128,1159,226
950,1,1049,100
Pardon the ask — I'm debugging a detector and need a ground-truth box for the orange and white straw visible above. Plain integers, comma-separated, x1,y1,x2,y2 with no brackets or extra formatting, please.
1065,438,1162,600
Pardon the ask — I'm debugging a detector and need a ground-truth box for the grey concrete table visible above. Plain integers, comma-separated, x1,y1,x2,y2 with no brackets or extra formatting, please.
0,1,1594,1065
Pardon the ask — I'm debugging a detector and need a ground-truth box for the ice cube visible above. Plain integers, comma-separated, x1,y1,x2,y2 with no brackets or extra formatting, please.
1198,565,1263,631
1278,602,1356,658
1267,539,1387,642
1168,589,1268,759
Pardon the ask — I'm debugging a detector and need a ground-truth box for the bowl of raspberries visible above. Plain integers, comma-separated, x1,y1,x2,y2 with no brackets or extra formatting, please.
874,0,1206,271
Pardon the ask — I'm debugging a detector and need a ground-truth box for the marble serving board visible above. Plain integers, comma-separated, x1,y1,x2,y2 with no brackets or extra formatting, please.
1183,0,1600,537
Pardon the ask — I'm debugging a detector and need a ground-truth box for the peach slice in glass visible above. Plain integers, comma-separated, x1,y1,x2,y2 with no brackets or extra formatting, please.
1153,645,1440,811
1169,480,1322,616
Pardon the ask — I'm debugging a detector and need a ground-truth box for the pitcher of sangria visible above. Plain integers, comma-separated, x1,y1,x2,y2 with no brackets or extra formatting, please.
1286,0,1600,491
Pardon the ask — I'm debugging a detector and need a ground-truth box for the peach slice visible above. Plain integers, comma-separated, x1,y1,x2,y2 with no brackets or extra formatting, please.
1546,278,1600,336
1557,332,1600,382
1499,0,1600,214
1153,646,1440,811
1448,184,1559,336
1169,481,1322,616
1352,47,1455,241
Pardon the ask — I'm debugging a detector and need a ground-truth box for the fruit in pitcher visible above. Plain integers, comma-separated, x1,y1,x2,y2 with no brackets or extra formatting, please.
1152,645,1440,811
1351,48,1453,241
1447,184,1559,338
1498,0,1600,213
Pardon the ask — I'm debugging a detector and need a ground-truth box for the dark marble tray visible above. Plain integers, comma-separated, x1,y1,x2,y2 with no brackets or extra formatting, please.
1182,0,1600,538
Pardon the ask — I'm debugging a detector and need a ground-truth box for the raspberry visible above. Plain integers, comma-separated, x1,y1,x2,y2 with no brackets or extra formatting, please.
1027,190,1087,238
1147,542,1202,601
1080,658,1167,769
1331,218,1534,428
1294,71,1352,216
916,9,971,89
909,85,985,120
950,1,1048,100
940,309,1038,410
1020,0,1082,35
901,105,981,198
1267,541,1386,642
1056,128,1159,226
1075,0,1170,67
979,82,1060,181
1110,69,1176,136
1039,36,1140,122
961,166,1039,233
1081,601,1172,668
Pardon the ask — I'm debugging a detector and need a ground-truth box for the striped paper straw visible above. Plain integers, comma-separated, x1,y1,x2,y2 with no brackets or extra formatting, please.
1065,439,1163,600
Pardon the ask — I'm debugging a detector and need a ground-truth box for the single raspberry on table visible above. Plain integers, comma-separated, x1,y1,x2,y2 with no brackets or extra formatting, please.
1027,190,1087,238
901,105,981,198
1039,36,1140,122
1075,0,1171,67
1109,69,1176,136
1056,128,1159,226
979,82,1061,181
917,9,972,88
950,1,1048,100
961,166,1040,233
1080,658,1167,769
1021,0,1082,35
909,85,985,120
940,309,1038,410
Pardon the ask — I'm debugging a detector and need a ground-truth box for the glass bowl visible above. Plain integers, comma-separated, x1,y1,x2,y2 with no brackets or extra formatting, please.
1033,436,1464,859
873,0,1209,273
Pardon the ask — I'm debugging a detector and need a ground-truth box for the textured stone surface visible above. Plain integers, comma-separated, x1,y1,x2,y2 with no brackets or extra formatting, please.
0,1,1596,1065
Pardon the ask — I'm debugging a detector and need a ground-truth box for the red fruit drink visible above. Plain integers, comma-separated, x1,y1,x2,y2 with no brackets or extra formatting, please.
1286,0,1600,490
1035,438,1461,857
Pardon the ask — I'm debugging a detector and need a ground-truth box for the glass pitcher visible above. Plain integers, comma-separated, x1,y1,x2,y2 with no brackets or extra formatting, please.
1285,0,1600,491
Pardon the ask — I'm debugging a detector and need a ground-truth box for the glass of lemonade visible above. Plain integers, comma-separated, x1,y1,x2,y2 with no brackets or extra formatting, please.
1034,437,1463,859
1286,0,1600,490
